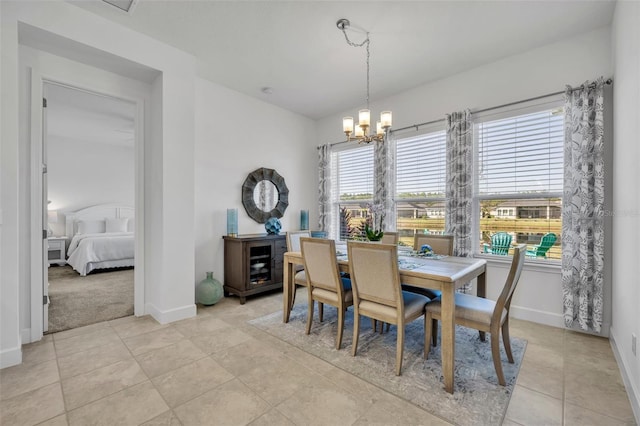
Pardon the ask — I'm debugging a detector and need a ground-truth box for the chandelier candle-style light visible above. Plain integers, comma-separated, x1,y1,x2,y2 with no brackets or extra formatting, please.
337,18,392,144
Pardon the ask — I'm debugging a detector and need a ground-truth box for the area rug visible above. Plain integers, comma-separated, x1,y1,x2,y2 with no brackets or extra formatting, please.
47,265,134,333
249,304,526,425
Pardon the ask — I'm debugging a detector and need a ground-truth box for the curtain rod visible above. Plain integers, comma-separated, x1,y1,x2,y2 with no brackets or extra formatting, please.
319,78,613,145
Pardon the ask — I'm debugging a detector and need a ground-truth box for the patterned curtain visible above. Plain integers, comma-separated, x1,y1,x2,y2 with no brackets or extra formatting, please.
445,110,473,257
318,144,332,235
374,134,396,230
562,78,605,333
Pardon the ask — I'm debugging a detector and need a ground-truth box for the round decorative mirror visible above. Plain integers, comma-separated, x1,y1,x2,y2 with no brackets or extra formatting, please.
242,167,289,223
253,180,278,212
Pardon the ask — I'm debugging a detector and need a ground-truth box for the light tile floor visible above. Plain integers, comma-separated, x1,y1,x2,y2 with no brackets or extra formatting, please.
1,291,635,425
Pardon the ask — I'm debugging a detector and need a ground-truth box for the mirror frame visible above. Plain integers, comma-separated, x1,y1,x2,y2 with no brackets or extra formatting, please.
241,167,289,223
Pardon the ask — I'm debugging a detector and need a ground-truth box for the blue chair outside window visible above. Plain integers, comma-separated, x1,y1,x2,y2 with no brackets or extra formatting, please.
526,233,557,258
483,232,512,255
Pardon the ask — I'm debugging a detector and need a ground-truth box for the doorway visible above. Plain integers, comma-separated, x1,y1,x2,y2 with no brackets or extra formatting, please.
44,82,137,333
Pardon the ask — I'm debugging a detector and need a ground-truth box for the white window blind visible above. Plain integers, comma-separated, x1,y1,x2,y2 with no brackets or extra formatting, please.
396,131,447,198
475,107,563,260
477,109,564,197
395,130,447,243
332,145,374,241
335,145,374,201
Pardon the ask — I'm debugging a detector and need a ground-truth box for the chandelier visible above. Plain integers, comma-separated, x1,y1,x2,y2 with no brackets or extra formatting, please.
337,18,392,144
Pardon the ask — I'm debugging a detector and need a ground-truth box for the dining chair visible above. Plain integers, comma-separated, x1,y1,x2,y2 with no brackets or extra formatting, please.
403,234,455,300
424,244,527,386
380,231,399,245
482,232,512,255
413,234,454,255
526,233,557,258
347,241,431,375
300,237,353,350
286,231,317,318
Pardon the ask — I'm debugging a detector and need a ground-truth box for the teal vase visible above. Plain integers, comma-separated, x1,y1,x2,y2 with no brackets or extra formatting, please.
196,272,223,306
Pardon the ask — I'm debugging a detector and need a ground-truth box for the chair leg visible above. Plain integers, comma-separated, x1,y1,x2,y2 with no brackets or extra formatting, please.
352,312,360,357
385,322,391,333
424,313,432,360
372,318,378,330
319,302,324,322
290,285,298,311
491,329,506,386
396,323,405,376
336,303,345,350
431,318,438,347
502,319,514,363
306,299,314,335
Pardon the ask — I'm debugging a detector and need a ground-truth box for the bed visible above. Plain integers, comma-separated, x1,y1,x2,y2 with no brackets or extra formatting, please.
64,204,135,276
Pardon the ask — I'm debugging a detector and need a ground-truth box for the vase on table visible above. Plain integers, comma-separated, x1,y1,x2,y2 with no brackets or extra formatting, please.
196,272,223,306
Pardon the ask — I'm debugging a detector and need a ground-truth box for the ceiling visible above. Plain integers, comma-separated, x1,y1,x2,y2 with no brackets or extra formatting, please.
69,0,616,120
46,83,135,147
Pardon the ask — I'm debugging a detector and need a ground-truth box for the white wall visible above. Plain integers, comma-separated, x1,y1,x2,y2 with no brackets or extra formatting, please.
194,78,317,287
316,26,613,330
317,26,612,143
611,0,640,419
47,136,134,235
1,1,198,367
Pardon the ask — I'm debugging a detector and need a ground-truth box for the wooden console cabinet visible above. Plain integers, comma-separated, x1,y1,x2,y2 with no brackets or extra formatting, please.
223,233,287,304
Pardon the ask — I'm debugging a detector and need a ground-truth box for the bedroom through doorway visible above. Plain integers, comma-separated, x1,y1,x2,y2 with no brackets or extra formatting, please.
44,83,137,334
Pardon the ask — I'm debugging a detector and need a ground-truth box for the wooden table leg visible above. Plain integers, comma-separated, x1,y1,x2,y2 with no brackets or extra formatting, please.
477,270,487,341
282,256,296,322
282,258,293,323
441,284,455,393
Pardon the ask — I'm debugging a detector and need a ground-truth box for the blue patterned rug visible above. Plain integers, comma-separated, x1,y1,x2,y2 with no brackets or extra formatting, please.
249,304,526,425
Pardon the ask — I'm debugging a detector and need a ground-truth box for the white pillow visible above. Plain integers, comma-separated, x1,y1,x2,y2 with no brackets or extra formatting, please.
106,217,129,233
77,220,106,234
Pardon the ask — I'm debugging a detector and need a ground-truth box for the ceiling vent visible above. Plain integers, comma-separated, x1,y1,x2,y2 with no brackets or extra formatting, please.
102,0,138,14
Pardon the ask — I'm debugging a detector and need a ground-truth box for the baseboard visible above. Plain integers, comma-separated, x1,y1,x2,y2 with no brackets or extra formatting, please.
0,345,22,369
510,305,564,328
610,327,640,424
145,302,196,324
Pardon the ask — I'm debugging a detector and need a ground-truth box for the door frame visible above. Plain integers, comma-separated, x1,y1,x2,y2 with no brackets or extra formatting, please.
29,71,146,341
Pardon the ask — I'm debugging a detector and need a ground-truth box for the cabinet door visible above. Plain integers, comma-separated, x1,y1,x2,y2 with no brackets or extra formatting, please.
245,241,274,289
272,237,287,283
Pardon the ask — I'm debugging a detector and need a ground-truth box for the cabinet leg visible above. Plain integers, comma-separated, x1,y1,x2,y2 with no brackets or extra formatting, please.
240,296,246,305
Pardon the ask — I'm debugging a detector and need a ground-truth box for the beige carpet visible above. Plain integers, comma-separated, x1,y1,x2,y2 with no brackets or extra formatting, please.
47,265,134,333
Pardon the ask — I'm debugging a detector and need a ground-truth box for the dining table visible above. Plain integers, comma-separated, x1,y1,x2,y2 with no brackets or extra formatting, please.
282,247,487,394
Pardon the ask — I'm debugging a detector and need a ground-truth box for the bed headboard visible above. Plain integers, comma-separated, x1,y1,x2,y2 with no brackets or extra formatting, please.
64,204,134,239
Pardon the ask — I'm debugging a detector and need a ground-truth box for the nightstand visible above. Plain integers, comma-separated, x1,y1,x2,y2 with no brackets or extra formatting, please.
48,237,67,266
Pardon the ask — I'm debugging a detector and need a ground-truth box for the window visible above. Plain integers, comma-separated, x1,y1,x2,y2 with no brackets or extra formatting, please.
332,145,374,241
475,107,563,259
395,130,447,247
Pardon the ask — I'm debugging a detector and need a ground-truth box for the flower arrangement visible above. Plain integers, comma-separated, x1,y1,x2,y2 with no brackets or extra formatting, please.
364,203,385,241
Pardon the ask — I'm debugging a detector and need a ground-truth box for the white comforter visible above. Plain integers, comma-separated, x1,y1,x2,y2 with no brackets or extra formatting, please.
67,232,134,276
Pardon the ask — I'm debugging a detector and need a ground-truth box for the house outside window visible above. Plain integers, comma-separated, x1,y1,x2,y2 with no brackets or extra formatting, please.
474,104,564,260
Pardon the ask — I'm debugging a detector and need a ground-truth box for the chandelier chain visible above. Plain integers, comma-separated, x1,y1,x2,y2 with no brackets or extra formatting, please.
340,28,371,110
338,18,390,144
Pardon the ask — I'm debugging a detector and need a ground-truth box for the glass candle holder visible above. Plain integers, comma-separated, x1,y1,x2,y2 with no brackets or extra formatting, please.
227,208,238,236
300,209,309,231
